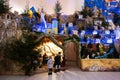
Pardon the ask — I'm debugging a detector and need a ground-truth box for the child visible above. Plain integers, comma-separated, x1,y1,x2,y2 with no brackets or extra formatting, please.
54,52,61,72
47,56,53,75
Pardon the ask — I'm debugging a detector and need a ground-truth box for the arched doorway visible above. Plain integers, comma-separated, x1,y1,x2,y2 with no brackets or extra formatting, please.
64,41,79,67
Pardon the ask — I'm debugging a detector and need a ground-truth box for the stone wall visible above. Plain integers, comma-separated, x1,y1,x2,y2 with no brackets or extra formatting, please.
0,15,23,75
0,14,22,43
81,59,120,71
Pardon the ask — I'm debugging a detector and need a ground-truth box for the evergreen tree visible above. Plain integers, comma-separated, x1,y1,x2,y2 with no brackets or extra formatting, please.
80,6,93,18
5,32,41,75
54,0,62,14
54,0,62,29
0,0,9,15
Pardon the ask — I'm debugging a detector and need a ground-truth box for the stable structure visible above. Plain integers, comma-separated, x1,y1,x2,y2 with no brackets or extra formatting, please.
34,34,81,67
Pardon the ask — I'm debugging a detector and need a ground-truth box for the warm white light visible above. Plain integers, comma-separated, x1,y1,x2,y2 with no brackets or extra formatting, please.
93,30,98,35
105,30,110,34
35,42,63,56
107,39,112,43
81,30,85,35
95,39,100,43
